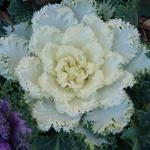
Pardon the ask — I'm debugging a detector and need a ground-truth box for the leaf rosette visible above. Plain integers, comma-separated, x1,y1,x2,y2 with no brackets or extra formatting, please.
0,0,150,147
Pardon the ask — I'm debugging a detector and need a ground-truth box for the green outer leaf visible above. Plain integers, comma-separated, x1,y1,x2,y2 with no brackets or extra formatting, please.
120,122,142,150
8,0,34,14
120,70,150,150
126,70,150,110
139,133,150,149
115,0,150,26
31,135,61,150
138,104,150,149
31,130,88,150
7,0,41,23
115,0,140,26
138,104,150,127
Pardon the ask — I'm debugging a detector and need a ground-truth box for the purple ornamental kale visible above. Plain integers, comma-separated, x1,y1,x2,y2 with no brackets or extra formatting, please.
0,99,32,150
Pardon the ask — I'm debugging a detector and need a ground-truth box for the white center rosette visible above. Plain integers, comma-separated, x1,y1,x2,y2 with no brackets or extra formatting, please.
0,0,150,147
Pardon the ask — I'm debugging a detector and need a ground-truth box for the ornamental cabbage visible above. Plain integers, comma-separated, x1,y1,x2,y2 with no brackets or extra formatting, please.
0,0,150,147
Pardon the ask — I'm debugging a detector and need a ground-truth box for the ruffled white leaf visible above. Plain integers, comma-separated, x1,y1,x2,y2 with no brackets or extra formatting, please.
29,26,62,54
32,4,78,32
15,56,44,99
0,34,30,79
55,44,85,60
82,42,104,67
62,0,96,22
4,22,32,39
62,24,97,49
38,72,75,102
76,70,104,99
126,45,150,73
97,71,135,108
55,92,99,117
101,51,124,85
39,42,58,74
83,98,134,135
108,19,140,64
32,99,80,132
75,126,107,149
82,14,114,51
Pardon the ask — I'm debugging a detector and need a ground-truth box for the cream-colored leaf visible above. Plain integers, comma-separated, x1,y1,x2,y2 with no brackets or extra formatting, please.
63,0,97,22
125,45,150,73
101,51,124,85
76,70,104,99
39,42,58,74
16,56,44,99
83,98,134,135
32,4,78,32
108,19,140,64
55,92,98,117
82,14,114,51
33,99,80,132
29,26,62,54
82,42,104,67
0,34,30,79
62,24,97,49
4,22,32,39
38,72,75,101
97,71,135,108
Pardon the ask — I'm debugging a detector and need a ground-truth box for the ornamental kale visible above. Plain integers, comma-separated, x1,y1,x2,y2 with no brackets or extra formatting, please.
0,0,150,149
